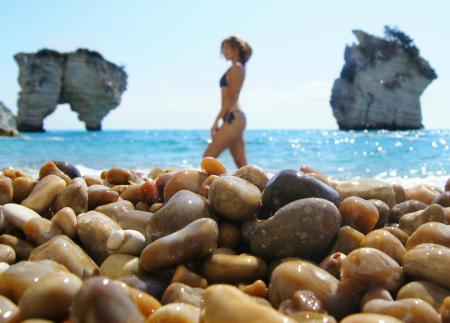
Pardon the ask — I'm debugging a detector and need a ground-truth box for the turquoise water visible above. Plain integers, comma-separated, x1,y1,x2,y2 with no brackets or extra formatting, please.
1,129,449,182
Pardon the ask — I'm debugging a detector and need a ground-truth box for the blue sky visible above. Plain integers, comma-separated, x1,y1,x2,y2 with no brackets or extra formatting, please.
1,0,449,129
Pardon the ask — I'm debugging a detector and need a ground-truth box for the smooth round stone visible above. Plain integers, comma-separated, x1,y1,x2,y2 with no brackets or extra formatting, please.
106,209,152,241
200,157,227,176
335,179,396,208
278,290,325,314
161,282,204,307
261,170,340,216
390,200,428,223
361,288,394,308
39,161,72,185
268,260,356,319
359,229,406,264
445,178,450,192
95,200,135,220
433,191,450,207
403,243,450,289
0,295,19,323
0,234,34,260
21,175,67,213
369,199,390,228
208,175,261,221
246,198,341,260
118,274,169,300
199,175,219,198
319,252,346,278
140,218,218,272
0,262,9,273
12,176,37,203
397,281,450,312
147,303,200,323
341,313,402,323
120,184,145,204
53,161,81,179
29,235,99,278
18,272,82,320
171,264,208,288
140,180,160,205
0,244,15,264
70,276,144,323
0,260,69,301
440,296,450,322
234,165,269,191
107,229,146,255
399,204,446,235
218,222,241,250
53,177,88,214
393,183,407,204
100,254,142,279
330,225,365,255
155,172,175,197
77,211,121,263
81,175,103,186
87,185,120,209
51,207,77,238
340,248,404,296
23,217,63,245
106,168,130,185
146,190,210,241
286,312,337,323
362,298,441,323
1,203,40,230
238,280,268,298
407,222,450,250
163,170,208,201
339,196,379,234
202,284,297,323
381,226,409,246
0,175,13,205
202,253,267,284
406,184,440,204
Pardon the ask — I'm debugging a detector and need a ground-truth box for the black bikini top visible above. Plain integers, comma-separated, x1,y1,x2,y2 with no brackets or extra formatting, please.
219,68,230,87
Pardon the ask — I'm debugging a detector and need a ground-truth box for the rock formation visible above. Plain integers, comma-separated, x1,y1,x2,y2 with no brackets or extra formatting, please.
330,27,437,130
0,101,18,136
15,49,127,131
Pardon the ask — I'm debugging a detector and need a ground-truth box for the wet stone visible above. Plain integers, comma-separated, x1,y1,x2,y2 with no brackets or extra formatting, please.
246,198,341,260
208,175,261,221
261,169,340,216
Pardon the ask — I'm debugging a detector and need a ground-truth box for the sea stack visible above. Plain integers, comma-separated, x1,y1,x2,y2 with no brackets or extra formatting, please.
330,27,437,130
0,101,18,136
14,49,127,132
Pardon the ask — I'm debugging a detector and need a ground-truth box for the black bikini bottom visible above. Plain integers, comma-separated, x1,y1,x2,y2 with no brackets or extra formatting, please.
223,111,245,124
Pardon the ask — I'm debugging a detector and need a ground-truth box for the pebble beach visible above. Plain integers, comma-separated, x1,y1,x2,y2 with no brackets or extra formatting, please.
1,157,450,322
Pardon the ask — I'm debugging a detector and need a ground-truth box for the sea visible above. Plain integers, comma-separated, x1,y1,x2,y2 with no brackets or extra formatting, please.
1,129,449,188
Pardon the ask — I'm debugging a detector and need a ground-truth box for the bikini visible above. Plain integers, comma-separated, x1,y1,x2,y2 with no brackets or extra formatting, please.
220,69,246,124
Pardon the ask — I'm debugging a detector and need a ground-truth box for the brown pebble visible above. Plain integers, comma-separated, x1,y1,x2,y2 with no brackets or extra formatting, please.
201,157,227,176
397,280,449,312
12,176,37,203
381,226,409,246
339,196,379,234
238,280,268,298
331,225,365,254
161,282,204,307
171,264,208,288
218,222,241,250
39,161,72,185
106,168,130,185
369,199,390,228
393,183,406,204
279,290,325,314
319,252,346,278
23,217,63,245
359,229,406,264
360,288,393,308
0,175,14,205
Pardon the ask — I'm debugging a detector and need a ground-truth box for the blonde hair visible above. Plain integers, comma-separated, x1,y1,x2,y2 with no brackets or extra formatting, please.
221,35,253,65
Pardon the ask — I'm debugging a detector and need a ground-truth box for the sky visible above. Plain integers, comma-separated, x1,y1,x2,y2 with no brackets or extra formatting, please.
0,0,449,130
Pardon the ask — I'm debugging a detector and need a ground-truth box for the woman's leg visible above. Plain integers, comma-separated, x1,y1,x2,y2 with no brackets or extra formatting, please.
203,123,241,158
229,135,247,168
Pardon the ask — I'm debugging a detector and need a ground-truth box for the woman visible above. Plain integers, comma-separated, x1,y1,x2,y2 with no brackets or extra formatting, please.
203,35,252,168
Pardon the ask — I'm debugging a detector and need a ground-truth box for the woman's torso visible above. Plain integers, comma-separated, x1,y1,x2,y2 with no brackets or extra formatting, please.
220,63,245,112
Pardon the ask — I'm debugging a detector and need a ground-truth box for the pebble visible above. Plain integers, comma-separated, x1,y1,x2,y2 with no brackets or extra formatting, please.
208,175,261,221
21,175,67,213
261,169,340,216
140,218,218,272
246,198,341,260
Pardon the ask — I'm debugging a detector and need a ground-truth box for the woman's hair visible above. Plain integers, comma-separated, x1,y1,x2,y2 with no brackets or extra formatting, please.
221,35,252,65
